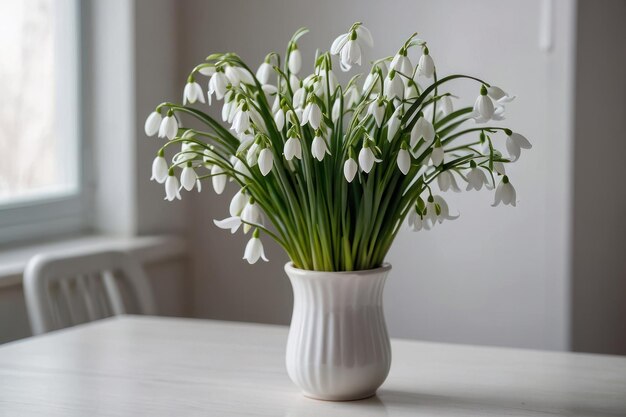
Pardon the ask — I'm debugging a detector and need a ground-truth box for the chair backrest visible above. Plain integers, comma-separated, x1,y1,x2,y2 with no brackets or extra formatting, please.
23,250,156,335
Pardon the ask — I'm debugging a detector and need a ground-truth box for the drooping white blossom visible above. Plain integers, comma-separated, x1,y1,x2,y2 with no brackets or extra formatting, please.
258,148,274,176
301,101,322,130
211,165,226,194
344,158,358,182
466,165,490,191
331,98,342,122
384,70,404,100
358,144,380,173
387,106,403,142
243,230,269,264
183,79,205,105
390,50,413,79
229,189,247,217
256,62,273,84
473,85,495,121
410,116,435,147
492,176,516,207
150,153,168,183
144,111,162,136
330,23,373,71
417,48,435,78
437,170,461,192
180,163,199,191
274,108,285,130
165,172,182,201
311,135,330,161
430,144,444,166
505,131,532,161
288,47,302,74
397,147,411,175
158,112,178,140
231,106,251,134
208,71,228,102
284,137,302,160
368,99,385,127
241,201,262,233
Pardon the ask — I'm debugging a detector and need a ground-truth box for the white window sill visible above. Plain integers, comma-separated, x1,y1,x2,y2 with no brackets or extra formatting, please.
0,235,187,288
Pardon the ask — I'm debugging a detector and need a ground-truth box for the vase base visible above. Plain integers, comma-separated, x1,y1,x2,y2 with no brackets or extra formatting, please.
301,391,377,402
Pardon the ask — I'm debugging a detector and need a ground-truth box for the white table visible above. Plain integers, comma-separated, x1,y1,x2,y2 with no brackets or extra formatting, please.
0,316,625,416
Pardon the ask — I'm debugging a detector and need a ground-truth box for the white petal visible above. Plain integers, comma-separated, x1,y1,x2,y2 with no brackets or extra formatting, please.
330,33,349,55
258,148,273,176
144,112,162,136
180,166,197,191
229,190,247,217
356,25,374,47
506,136,521,161
288,49,302,74
511,132,532,149
359,147,376,173
211,166,226,194
397,149,411,175
214,216,242,234
431,147,444,165
150,156,168,184
344,158,358,182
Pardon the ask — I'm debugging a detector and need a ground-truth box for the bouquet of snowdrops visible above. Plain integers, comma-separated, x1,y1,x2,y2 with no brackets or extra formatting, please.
144,22,531,271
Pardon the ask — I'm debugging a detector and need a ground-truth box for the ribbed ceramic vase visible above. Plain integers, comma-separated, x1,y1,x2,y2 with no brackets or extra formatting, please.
284,263,392,401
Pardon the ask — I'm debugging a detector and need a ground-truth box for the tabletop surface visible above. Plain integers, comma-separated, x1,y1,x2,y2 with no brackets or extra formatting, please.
0,316,625,417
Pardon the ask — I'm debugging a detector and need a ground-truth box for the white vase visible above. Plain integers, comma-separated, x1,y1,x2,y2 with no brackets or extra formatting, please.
284,263,392,401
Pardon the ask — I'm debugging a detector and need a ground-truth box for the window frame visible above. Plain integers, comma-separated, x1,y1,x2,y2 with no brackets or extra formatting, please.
0,0,90,246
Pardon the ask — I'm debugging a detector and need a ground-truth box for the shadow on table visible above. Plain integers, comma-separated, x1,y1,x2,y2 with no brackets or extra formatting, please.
376,389,612,416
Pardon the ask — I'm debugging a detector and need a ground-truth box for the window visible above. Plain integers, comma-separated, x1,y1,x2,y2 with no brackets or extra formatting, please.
0,0,87,244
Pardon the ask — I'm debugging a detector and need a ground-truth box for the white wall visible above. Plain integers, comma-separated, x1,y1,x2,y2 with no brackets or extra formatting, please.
179,0,576,350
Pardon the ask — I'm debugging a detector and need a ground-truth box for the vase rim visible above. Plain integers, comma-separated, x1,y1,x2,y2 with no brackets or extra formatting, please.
284,262,391,276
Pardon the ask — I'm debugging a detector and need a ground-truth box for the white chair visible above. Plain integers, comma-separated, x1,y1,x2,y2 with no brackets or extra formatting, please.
23,250,156,335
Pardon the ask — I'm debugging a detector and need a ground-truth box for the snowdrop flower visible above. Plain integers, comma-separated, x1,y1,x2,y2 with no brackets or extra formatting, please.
208,70,228,102
274,108,285,130
358,142,381,173
233,158,251,180
284,137,302,160
164,171,182,201
211,165,226,195
417,47,435,78
158,111,178,140
288,46,302,74
183,78,205,105
390,49,413,78
410,115,435,147
225,66,254,86
432,195,459,223
430,143,444,166
384,70,404,100
241,200,262,233
387,106,403,142
258,148,274,176
229,189,247,217
367,98,385,127
256,61,273,85
180,162,199,191
362,70,380,94
492,106,506,121
492,176,516,207
330,23,373,71
473,85,495,121
344,157,358,182
301,101,322,130
505,130,532,161
246,142,260,166
292,87,306,109
243,230,268,264
150,151,168,183
289,74,300,92
465,162,491,191
311,135,330,161
231,105,251,134
487,86,515,103
397,145,411,175
493,161,506,176
144,111,162,136
213,216,242,234
408,209,430,232
437,170,461,192
331,98,342,122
